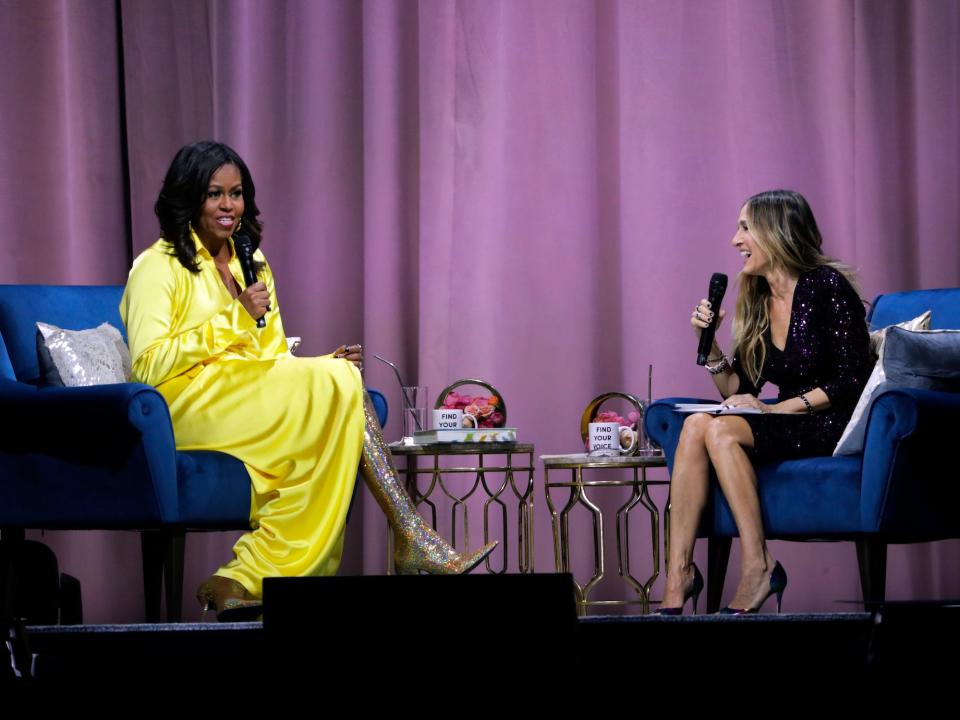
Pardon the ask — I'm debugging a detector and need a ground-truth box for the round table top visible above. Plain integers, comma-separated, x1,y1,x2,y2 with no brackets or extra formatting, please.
539,451,666,469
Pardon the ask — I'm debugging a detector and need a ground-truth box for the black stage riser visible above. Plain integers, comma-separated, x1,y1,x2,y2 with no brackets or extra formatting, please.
5,575,958,695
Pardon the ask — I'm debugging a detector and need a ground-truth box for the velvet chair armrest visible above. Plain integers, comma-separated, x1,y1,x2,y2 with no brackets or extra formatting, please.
860,387,960,540
0,379,179,526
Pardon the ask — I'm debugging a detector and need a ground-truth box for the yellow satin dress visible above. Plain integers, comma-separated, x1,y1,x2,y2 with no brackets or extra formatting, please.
119,231,364,598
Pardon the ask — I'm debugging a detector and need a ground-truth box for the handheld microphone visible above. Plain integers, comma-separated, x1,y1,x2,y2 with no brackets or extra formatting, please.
234,233,266,328
696,273,728,365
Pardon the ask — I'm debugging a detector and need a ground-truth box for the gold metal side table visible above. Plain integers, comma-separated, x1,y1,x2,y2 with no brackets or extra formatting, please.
541,452,667,615
388,442,535,574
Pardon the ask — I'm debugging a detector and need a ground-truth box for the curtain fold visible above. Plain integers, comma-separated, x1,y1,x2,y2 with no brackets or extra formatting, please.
0,0,127,282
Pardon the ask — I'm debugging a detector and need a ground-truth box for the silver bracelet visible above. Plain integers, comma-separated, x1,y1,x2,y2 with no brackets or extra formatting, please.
706,355,730,375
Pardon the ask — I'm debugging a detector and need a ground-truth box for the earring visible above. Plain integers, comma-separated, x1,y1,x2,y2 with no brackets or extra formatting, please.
235,217,242,234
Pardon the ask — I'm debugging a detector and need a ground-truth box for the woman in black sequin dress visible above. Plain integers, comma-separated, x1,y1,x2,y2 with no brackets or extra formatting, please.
658,190,873,615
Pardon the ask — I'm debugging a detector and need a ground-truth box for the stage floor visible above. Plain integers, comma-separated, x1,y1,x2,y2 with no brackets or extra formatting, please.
11,608,956,691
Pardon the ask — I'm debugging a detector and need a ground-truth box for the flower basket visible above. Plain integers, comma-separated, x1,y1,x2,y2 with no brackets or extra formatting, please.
436,379,507,429
579,391,645,456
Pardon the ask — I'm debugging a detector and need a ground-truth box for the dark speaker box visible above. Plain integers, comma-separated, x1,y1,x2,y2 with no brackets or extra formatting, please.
262,573,578,680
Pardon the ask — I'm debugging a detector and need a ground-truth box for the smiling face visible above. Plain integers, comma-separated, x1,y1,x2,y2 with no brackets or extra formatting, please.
731,203,771,277
195,163,244,250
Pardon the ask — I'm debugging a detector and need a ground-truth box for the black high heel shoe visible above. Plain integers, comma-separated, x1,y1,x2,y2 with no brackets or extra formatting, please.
655,563,704,615
719,561,788,615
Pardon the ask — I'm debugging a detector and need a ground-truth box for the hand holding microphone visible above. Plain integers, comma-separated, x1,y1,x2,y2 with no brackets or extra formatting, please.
691,299,725,334
238,281,270,325
695,273,728,365
234,233,268,328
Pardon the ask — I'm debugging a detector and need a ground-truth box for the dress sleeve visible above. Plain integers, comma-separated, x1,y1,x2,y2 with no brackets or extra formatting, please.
120,250,258,387
817,270,873,408
730,351,764,397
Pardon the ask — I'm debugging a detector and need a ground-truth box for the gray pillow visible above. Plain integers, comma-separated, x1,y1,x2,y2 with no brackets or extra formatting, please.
834,326,960,455
36,321,132,387
883,327,960,390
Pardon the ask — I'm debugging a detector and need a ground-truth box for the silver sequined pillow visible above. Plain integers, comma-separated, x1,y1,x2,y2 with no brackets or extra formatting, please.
36,321,132,387
868,309,931,356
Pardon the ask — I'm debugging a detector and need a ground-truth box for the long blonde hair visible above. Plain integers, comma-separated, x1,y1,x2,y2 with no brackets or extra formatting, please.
731,190,860,385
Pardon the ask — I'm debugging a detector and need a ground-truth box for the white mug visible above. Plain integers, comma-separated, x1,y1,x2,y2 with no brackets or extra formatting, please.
433,408,464,430
588,422,620,457
589,422,639,456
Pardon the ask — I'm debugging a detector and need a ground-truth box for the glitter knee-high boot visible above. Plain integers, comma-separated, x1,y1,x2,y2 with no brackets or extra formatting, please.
360,392,497,574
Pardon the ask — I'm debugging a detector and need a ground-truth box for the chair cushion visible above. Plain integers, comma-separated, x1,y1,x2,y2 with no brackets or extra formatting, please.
709,454,863,537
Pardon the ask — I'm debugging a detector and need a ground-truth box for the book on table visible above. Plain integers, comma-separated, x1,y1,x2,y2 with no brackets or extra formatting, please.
413,427,518,444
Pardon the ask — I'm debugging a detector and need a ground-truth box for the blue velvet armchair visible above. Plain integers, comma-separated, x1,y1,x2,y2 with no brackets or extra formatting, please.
645,288,960,612
0,285,387,622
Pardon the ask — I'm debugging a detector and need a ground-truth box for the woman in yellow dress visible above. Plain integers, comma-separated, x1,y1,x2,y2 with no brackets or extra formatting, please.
120,141,494,620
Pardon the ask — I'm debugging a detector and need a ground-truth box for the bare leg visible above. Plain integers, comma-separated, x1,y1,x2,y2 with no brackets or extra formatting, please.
662,413,713,609
703,417,778,610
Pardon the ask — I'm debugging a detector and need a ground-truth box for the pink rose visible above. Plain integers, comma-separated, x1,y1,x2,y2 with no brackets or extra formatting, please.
464,403,481,417
489,411,504,427
596,410,625,425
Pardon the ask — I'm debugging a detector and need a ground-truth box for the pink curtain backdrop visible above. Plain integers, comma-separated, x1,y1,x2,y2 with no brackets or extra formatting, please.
1,0,958,622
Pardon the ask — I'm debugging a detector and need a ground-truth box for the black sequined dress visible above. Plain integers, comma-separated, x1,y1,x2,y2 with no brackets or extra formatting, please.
731,266,873,462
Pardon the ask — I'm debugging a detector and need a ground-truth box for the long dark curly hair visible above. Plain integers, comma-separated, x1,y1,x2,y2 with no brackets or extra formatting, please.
154,140,263,272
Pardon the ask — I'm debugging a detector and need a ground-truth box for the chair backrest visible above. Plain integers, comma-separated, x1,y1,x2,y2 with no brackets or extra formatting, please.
868,287,960,331
0,285,125,383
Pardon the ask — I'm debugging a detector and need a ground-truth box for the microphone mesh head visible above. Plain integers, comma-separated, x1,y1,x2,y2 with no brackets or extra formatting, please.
710,272,728,293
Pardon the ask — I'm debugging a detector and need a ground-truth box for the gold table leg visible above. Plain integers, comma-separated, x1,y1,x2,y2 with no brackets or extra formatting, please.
389,448,536,575
615,467,650,613
544,459,667,615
